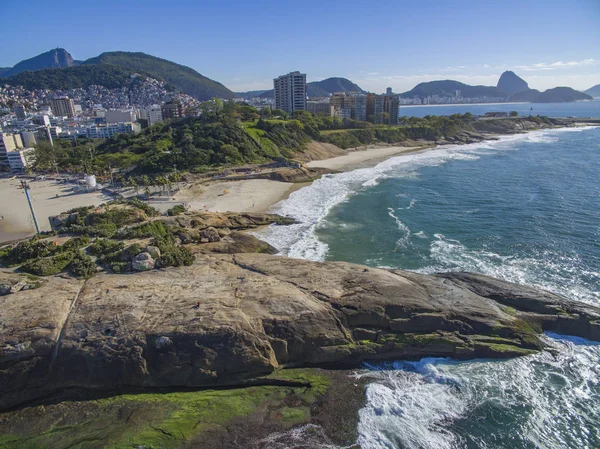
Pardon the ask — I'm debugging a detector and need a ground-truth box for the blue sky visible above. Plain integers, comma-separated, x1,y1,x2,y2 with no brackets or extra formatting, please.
1,0,599,92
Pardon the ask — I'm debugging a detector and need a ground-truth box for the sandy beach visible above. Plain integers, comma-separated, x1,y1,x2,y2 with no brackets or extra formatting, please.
0,144,429,244
0,178,112,243
305,145,424,171
174,179,297,214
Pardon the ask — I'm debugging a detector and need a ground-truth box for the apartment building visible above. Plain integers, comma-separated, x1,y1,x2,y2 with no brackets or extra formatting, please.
306,101,331,116
161,101,185,120
86,122,141,139
273,71,306,115
50,97,76,118
366,92,399,125
105,110,137,124
0,133,24,170
140,105,163,126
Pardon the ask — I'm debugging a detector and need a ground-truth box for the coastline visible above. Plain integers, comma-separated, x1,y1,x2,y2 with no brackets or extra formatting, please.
173,145,431,215
1,123,596,245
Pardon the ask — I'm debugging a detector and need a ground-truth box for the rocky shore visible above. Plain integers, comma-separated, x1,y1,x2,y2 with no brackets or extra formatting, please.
1,204,600,447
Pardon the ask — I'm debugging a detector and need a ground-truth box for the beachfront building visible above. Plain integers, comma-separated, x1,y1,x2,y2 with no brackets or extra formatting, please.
273,71,306,115
5,148,35,171
50,97,76,118
306,101,331,116
0,132,24,170
330,92,367,121
366,93,399,125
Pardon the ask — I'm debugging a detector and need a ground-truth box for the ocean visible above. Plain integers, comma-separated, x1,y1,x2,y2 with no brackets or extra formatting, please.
257,102,600,449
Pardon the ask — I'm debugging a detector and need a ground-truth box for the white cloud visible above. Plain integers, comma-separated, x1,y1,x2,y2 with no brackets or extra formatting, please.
514,58,596,72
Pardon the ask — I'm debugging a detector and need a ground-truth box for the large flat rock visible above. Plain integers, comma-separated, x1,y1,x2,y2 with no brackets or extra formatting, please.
1,254,599,410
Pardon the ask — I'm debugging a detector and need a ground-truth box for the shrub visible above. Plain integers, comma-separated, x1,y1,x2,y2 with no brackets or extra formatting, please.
89,239,124,257
125,243,143,258
69,251,97,278
121,221,168,239
124,198,160,217
86,208,144,228
21,251,76,276
63,223,118,238
60,236,90,252
167,204,186,216
108,261,130,273
154,236,194,267
3,240,55,264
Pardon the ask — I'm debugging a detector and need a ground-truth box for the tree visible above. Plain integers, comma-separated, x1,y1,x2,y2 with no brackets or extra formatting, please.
509,111,519,117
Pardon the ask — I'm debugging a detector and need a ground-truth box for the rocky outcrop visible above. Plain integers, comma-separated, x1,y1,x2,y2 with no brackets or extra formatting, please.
1,254,599,411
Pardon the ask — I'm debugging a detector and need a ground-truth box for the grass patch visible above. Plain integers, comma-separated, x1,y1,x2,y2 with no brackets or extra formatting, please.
0,369,332,449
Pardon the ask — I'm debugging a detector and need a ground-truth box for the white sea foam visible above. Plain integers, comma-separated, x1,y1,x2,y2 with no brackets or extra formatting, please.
357,335,600,449
257,126,592,261
418,233,600,305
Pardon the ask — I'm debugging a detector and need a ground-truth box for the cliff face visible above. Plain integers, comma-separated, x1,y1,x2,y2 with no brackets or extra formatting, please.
1,254,599,411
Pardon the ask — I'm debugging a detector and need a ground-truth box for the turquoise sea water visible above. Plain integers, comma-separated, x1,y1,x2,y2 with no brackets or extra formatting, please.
258,110,600,448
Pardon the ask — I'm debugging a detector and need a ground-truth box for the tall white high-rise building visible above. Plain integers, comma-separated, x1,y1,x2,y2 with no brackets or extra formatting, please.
273,71,306,115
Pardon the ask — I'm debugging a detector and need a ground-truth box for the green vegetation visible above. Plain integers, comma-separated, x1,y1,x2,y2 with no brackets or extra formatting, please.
83,51,234,100
3,64,136,90
121,221,168,239
167,204,187,216
1,200,195,278
21,251,76,276
69,251,97,278
0,369,332,449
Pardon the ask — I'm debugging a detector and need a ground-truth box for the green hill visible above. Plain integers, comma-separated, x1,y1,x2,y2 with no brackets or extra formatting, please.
2,64,137,90
400,80,505,99
83,52,234,100
585,84,600,98
510,87,592,103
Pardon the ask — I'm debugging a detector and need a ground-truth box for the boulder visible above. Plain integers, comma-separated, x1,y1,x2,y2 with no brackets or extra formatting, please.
199,227,221,242
131,252,155,271
1,254,599,411
144,245,161,259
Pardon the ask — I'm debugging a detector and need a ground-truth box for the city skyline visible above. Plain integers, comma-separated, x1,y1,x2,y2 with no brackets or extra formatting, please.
1,0,599,93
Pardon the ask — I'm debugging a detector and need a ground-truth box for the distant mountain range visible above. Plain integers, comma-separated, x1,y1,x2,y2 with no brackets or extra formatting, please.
1,48,596,105
237,77,365,99
399,71,592,103
399,80,503,99
1,48,234,101
585,84,600,98
510,87,592,103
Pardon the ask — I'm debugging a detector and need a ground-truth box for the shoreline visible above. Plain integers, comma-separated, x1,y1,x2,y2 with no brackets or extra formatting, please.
1,123,596,244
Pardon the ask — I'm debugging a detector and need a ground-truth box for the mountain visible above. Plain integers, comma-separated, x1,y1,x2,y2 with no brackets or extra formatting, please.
2,64,137,91
1,48,75,78
82,52,233,100
238,77,364,99
510,87,592,103
306,77,365,97
497,71,529,96
400,80,504,99
585,84,600,98
0,68,10,76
